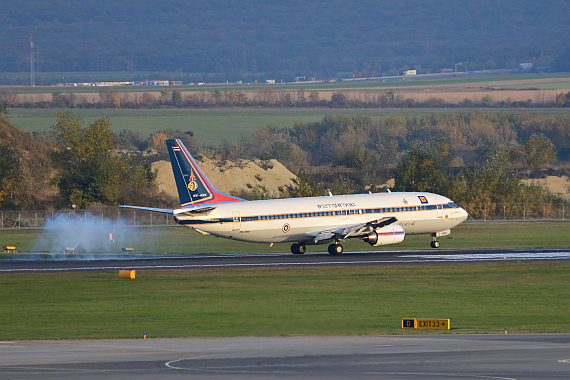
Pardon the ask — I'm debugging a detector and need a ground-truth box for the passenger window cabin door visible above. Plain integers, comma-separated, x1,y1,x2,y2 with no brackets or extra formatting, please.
232,211,241,230
342,209,356,220
436,199,443,218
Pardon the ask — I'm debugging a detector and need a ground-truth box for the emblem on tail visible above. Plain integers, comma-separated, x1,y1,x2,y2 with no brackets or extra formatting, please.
166,139,244,208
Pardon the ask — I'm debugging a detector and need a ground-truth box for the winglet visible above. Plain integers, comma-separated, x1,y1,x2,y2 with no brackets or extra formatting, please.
167,139,244,208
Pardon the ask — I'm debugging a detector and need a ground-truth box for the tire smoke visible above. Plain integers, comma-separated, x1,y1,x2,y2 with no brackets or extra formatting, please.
32,213,153,254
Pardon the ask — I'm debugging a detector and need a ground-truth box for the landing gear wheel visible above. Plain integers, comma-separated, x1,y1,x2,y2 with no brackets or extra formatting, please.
430,241,440,249
328,244,343,255
291,243,306,254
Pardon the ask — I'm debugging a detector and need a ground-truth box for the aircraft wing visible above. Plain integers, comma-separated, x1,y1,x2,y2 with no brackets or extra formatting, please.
310,216,398,243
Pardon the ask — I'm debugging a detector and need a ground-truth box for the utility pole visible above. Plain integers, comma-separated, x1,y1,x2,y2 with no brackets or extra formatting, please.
30,36,35,86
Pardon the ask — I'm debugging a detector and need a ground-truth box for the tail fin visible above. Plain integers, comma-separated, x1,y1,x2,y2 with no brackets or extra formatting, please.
166,139,244,208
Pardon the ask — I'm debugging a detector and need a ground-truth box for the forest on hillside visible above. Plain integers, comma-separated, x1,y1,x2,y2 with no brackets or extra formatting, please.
1,109,568,218
3,0,570,84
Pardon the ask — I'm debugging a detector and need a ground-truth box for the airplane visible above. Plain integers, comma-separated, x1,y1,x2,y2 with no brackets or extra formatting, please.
121,139,469,254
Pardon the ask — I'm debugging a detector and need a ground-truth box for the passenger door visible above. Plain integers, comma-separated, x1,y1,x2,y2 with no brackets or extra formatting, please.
232,211,241,230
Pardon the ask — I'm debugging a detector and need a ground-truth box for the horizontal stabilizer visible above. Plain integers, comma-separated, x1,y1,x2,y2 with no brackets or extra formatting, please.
120,205,173,214
174,206,217,215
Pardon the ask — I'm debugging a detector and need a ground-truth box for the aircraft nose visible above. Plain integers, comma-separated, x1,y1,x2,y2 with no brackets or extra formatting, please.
459,207,469,221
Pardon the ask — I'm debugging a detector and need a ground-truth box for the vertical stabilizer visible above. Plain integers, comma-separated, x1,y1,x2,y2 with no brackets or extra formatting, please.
166,139,244,207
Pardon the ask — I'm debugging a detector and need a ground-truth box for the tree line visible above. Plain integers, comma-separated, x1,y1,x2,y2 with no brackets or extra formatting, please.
1,110,568,211
4,88,570,110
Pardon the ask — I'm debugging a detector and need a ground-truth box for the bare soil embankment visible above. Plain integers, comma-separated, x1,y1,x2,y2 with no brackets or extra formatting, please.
153,158,296,199
521,175,570,200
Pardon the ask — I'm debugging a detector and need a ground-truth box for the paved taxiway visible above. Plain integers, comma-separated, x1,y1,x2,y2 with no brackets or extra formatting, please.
1,248,569,273
2,334,570,379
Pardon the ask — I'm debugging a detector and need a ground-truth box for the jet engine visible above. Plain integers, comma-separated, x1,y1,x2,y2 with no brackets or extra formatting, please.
361,224,405,246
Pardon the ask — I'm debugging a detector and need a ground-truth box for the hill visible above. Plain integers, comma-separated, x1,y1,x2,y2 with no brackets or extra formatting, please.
0,118,59,208
2,0,570,83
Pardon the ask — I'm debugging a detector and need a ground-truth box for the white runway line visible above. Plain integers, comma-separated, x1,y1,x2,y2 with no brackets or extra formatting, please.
2,249,569,273
405,251,570,261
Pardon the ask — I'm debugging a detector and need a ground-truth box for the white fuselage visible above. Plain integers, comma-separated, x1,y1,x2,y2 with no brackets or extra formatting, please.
174,192,468,244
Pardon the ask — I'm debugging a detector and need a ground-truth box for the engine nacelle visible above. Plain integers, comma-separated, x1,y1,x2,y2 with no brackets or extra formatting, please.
362,224,405,246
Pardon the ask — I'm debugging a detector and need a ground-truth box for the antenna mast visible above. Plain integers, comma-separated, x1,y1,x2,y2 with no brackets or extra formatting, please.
30,36,35,86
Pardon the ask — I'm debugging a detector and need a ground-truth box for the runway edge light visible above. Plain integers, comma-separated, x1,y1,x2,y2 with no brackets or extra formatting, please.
119,270,136,279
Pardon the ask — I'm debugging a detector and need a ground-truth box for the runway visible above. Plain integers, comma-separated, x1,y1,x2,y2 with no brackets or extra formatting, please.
1,248,569,273
1,334,570,379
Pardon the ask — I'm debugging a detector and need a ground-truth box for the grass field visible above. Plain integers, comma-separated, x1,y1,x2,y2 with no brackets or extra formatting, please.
1,222,568,340
9,107,570,145
495,79,570,90
0,221,569,255
0,262,569,340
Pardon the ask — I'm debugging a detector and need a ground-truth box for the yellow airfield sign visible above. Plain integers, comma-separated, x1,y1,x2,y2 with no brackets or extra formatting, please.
402,318,450,330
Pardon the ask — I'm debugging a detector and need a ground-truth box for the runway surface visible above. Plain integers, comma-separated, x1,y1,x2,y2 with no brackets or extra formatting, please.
1,334,570,379
1,248,569,273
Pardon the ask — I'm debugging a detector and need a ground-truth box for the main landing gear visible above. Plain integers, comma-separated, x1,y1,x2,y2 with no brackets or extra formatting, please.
291,243,307,254
327,243,343,255
430,233,440,249
291,243,344,255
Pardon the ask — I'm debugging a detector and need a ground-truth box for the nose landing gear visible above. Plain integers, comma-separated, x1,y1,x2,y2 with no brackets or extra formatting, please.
430,233,440,249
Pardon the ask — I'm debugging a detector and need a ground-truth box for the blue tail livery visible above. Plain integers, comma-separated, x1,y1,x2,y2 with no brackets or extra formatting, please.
166,139,244,208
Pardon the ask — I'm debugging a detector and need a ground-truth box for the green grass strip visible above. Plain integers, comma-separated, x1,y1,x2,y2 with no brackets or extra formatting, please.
1,262,569,340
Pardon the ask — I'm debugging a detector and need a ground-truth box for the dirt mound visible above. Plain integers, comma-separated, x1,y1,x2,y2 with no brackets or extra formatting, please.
153,158,296,200
0,119,59,206
0,118,50,160
522,176,570,200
